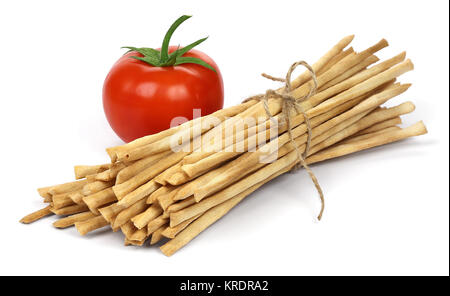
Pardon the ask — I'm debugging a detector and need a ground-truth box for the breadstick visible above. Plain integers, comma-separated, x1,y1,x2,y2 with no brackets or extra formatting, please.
75,216,108,236
288,35,354,90
82,180,114,196
157,188,181,210
52,192,77,210
319,55,379,91
116,150,172,184
162,214,201,239
82,187,117,215
74,164,111,180
53,211,96,228
150,225,167,245
113,152,187,199
307,121,427,164
37,186,53,199
341,126,401,144
20,205,53,224
94,162,127,182
48,179,89,195
113,199,148,229
354,117,402,136
147,185,176,204
147,216,169,235
116,180,159,208
51,204,89,216
317,47,355,75
120,221,137,239
166,197,196,214
98,203,124,223
69,192,85,205
309,102,416,155
130,228,148,242
131,204,163,229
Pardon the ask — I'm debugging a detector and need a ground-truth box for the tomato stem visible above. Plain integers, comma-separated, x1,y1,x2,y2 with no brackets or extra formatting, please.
123,15,216,72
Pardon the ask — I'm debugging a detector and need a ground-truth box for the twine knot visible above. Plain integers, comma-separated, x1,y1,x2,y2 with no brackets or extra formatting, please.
244,61,325,220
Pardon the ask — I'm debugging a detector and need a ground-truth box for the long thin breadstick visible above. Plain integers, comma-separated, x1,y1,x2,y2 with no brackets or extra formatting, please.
82,187,117,215
51,204,89,216
75,216,108,236
116,150,172,184
161,214,201,239
53,212,96,228
113,199,148,229
74,164,111,180
307,121,427,164
48,179,89,196
150,225,167,245
131,204,163,229
354,117,402,136
82,180,114,196
20,205,53,224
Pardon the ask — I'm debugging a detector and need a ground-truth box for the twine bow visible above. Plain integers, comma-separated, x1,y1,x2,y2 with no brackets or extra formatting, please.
244,61,325,220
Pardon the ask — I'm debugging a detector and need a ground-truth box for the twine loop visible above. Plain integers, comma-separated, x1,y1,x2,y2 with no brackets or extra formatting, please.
244,61,325,220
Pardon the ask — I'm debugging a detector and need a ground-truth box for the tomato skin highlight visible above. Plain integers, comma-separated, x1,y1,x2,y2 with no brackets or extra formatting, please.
103,46,224,143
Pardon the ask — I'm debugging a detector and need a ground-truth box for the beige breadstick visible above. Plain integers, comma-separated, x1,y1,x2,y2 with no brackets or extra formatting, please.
116,150,172,184
37,186,53,199
162,214,201,239
131,204,163,229
157,188,181,211
98,203,124,223
120,221,137,239
354,117,402,136
69,192,85,205
48,179,89,195
342,126,401,144
113,152,187,199
166,197,196,214
95,162,127,182
130,228,148,242
154,161,183,185
319,55,379,91
20,205,53,224
288,35,355,90
74,164,111,180
53,211,96,228
308,102,416,155
116,180,159,208
113,199,148,229
317,47,355,75
307,59,413,117
82,180,114,196
306,121,427,164
147,216,169,235
52,192,76,210
75,216,108,235
150,225,167,245
147,185,176,204
82,187,117,215
51,204,89,216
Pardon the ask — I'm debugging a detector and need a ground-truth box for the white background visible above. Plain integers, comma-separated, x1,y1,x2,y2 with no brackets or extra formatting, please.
0,0,448,276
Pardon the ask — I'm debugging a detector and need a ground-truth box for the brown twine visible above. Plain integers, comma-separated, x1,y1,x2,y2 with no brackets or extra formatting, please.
244,61,325,220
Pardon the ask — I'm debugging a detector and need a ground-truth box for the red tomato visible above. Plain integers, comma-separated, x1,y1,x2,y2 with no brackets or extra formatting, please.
103,46,223,142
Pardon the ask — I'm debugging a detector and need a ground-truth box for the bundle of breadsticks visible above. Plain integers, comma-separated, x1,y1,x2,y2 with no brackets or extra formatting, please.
21,35,428,256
